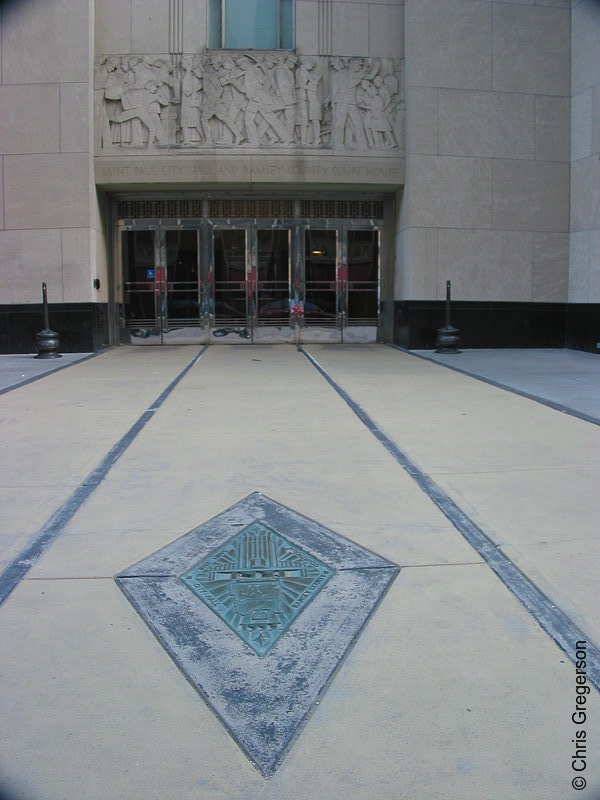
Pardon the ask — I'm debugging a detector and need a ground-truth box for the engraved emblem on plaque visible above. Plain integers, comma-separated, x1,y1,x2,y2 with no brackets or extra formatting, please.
180,521,335,656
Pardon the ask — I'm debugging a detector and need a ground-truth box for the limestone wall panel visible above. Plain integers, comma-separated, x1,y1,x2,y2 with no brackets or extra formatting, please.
570,156,600,233
592,84,600,156
0,229,63,303
535,96,570,162
532,232,568,303
1,0,90,84
93,226,110,304
568,230,591,303
492,160,569,233
94,0,132,55
407,155,492,230
405,87,438,155
405,0,491,91
61,228,93,303
535,1,570,8
182,0,207,53
0,85,60,155
438,89,534,159
589,231,600,302
572,0,600,95
332,3,369,56
368,4,404,59
0,157,4,231
569,1,600,305
393,228,407,300
491,5,570,96
402,227,438,300
437,228,533,301
132,0,170,54
4,154,91,230
571,89,593,162
60,84,90,154
295,1,319,55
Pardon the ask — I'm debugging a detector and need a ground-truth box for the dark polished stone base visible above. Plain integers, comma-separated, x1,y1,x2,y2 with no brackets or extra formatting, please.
394,301,600,353
566,304,600,353
0,303,110,354
1,301,597,354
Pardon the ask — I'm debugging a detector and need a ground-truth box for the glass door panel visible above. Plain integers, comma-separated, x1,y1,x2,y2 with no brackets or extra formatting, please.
347,230,379,324
122,230,159,327
214,228,248,326
165,229,201,326
304,230,337,324
257,229,290,325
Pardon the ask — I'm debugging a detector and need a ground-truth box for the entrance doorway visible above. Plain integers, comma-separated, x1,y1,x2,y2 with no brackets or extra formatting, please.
122,227,204,343
213,225,293,341
117,202,382,344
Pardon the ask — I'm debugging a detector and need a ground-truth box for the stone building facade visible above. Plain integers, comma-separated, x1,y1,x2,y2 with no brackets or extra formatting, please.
0,0,598,352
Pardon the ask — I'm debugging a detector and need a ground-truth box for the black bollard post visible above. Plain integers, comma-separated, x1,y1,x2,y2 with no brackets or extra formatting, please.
34,282,62,359
435,280,461,353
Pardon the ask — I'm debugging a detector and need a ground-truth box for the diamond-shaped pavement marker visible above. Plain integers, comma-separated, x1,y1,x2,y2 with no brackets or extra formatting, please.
116,493,399,777
180,520,336,657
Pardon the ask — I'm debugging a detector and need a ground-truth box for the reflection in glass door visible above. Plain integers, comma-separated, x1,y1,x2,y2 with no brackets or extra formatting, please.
122,227,201,343
164,229,201,326
213,228,248,329
211,225,292,341
121,217,380,345
256,229,290,325
304,230,337,324
122,230,159,328
346,230,379,324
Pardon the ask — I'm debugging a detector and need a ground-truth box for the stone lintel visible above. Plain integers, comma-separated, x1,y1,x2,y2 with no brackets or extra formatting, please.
94,153,405,191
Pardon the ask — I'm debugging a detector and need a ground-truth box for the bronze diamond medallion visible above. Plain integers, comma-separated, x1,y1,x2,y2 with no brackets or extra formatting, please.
116,493,398,777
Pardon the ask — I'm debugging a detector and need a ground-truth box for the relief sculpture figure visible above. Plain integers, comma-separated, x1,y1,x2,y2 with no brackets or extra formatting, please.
96,56,120,148
215,56,247,143
181,59,205,144
95,53,404,153
330,57,376,150
295,58,322,146
237,56,289,147
273,56,297,144
98,56,130,146
113,78,169,147
359,76,396,149
201,58,244,145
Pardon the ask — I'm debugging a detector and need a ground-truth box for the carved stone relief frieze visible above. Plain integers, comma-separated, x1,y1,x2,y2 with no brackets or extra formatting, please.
94,54,404,154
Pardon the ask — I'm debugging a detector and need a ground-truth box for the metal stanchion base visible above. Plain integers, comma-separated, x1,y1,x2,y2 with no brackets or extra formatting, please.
34,329,62,359
435,325,461,354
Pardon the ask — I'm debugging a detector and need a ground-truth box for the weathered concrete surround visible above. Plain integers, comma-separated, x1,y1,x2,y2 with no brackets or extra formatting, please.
1,345,599,798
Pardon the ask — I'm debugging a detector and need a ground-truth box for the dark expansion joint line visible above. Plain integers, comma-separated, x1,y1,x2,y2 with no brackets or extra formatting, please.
300,346,600,693
0,347,207,608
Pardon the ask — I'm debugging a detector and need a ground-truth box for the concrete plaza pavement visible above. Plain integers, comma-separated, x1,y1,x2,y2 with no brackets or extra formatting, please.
0,344,599,800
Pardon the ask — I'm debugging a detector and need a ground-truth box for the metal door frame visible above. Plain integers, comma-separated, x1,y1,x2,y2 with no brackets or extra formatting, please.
117,211,381,344
301,220,380,340
209,218,294,343
118,219,205,343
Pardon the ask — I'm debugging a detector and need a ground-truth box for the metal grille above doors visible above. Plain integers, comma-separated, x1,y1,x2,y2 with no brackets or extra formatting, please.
300,199,383,219
116,198,384,221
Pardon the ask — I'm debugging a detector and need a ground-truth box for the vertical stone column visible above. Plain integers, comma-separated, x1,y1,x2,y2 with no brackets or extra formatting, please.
398,0,570,346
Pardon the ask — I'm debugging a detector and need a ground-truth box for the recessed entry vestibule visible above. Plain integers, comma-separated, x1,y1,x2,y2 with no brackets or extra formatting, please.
115,197,387,344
